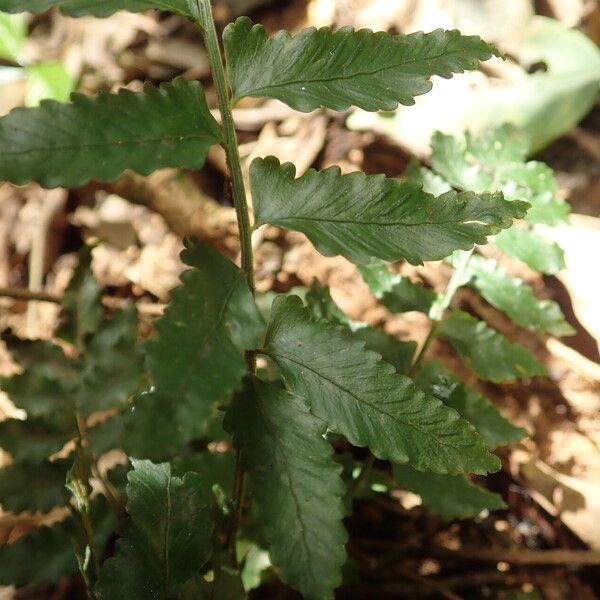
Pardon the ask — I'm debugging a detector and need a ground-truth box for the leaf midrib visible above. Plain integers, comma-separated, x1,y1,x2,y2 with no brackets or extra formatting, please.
0,134,216,158
267,348,471,456
239,45,479,95
259,214,493,228
256,399,319,589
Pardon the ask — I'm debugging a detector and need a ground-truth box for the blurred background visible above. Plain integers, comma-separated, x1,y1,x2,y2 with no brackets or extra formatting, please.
0,0,600,598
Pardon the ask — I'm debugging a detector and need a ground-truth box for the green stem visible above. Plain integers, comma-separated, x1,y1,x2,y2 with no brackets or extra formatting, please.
74,414,100,593
409,249,474,376
197,0,255,291
196,0,256,565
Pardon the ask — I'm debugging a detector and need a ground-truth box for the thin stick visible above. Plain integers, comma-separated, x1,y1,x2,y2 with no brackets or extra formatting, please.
0,286,164,316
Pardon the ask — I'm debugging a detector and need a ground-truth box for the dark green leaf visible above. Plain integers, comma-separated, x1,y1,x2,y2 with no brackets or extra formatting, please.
251,157,529,265
0,78,220,187
393,464,505,519
96,459,214,600
124,391,194,461
225,17,499,112
359,262,436,314
76,306,144,416
264,296,499,474
439,311,546,382
0,459,69,512
225,378,347,599
493,227,566,274
136,239,263,455
0,518,77,586
172,450,235,498
0,0,192,18
56,245,102,349
351,327,416,375
305,280,416,373
415,361,526,448
88,414,125,455
0,417,75,463
1,335,78,428
465,255,573,336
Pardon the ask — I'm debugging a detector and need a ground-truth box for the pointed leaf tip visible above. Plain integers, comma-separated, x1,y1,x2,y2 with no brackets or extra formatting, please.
225,378,347,598
0,78,220,188
251,156,529,265
96,459,214,599
264,295,499,475
225,17,499,112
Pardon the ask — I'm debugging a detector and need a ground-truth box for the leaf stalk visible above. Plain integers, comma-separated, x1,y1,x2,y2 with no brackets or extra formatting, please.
196,0,255,566
409,248,474,376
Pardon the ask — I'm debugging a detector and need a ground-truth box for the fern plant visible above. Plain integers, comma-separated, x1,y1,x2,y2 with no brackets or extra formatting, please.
311,124,573,519
0,1,556,597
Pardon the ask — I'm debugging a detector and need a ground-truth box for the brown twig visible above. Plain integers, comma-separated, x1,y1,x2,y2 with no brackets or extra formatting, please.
0,286,164,316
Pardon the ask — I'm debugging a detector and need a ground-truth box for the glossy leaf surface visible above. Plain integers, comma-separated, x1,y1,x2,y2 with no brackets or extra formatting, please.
264,296,499,474
225,17,499,112
251,157,528,265
0,78,220,187
226,378,347,599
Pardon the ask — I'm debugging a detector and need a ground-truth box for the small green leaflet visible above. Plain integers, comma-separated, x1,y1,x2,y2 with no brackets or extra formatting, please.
225,378,347,599
0,0,192,18
76,306,144,416
415,361,526,449
427,127,570,227
263,296,499,474
439,310,546,382
56,246,102,350
0,78,220,187
25,61,75,106
224,17,499,112
464,254,573,336
304,280,416,374
393,464,505,520
493,227,566,274
0,417,75,463
251,157,528,265
0,459,69,512
0,335,78,429
358,262,437,314
96,459,214,600
0,519,77,586
132,239,263,457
